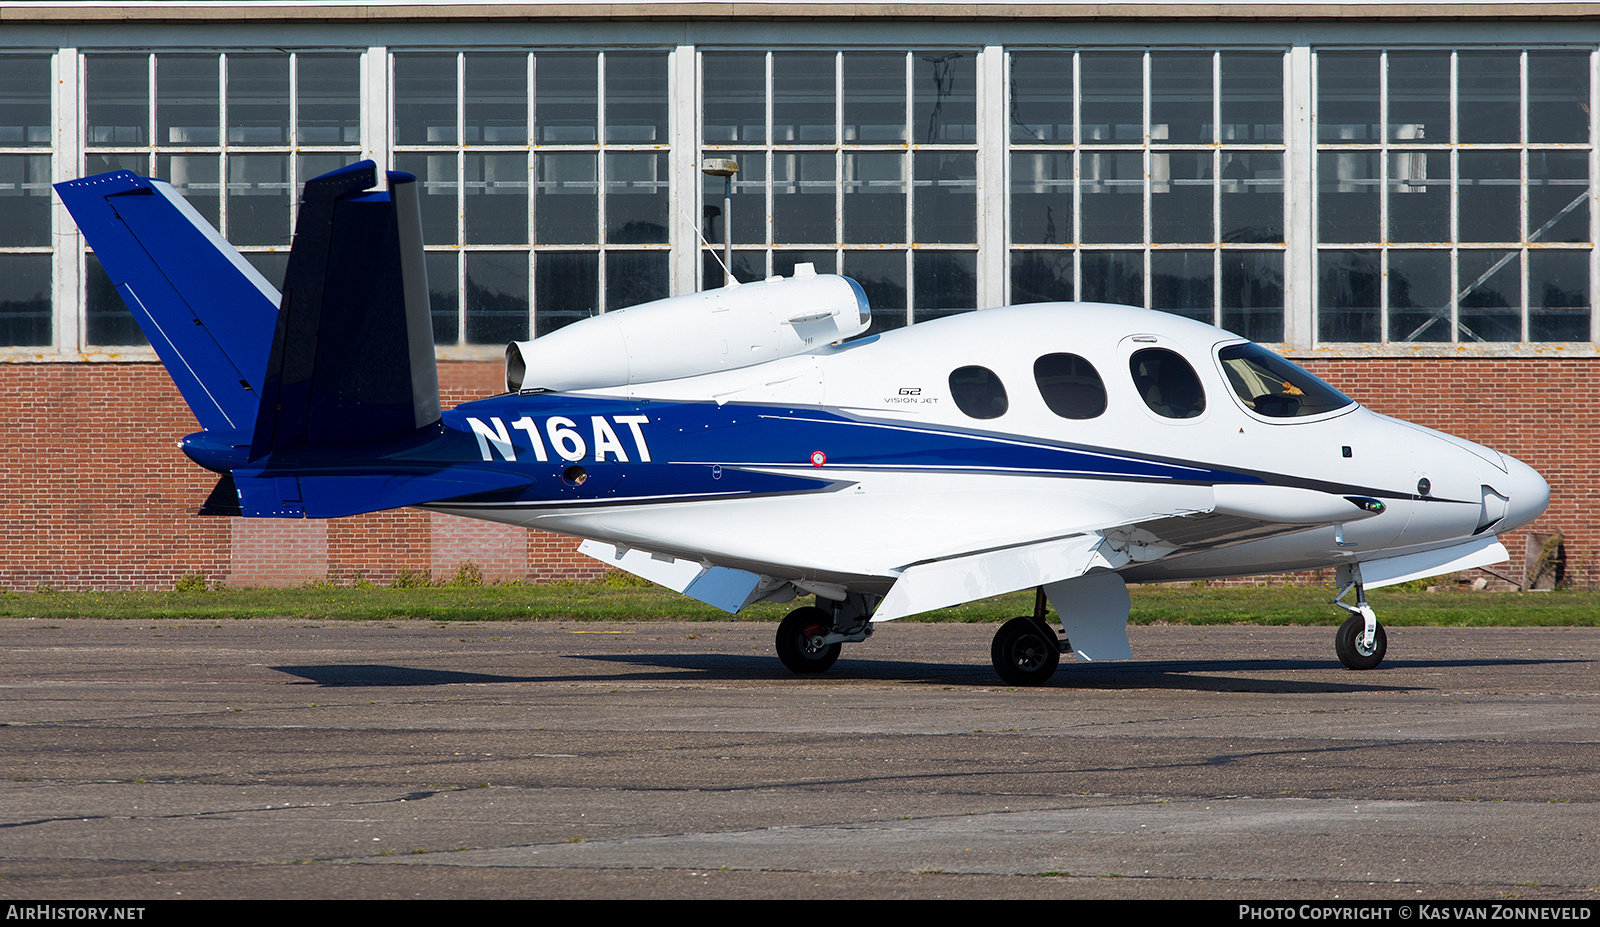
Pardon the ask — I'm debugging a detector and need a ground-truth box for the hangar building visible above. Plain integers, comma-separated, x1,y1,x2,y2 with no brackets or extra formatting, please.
0,1,1592,589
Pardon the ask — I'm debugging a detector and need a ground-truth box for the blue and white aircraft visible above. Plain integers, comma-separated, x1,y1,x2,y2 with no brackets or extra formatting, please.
57,162,1549,685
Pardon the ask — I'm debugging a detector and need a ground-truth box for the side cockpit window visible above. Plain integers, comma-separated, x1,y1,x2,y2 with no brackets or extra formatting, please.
1130,348,1206,419
949,365,1009,419
1218,343,1353,418
1034,353,1107,420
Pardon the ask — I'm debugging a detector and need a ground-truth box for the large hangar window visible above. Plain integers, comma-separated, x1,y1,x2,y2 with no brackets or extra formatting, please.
1315,48,1594,344
0,55,51,348
1007,50,1288,344
80,51,363,347
392,50,671,346
700,49,979,336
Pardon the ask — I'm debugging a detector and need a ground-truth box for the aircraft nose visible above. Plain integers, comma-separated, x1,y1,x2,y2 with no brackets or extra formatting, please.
1496,455,1550,533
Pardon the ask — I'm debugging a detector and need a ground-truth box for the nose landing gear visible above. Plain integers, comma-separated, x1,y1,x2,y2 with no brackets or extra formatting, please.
1333,564,1387,670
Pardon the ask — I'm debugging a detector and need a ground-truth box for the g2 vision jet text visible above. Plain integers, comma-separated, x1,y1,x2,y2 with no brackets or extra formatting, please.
57,163,1549,685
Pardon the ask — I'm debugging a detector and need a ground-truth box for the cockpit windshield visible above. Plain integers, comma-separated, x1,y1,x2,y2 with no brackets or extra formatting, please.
1217,343,1354,418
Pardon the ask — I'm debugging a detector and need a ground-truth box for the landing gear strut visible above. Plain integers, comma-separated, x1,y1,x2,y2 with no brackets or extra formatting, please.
990,588,1063,686
1333,564,1387,670
774,594,875,675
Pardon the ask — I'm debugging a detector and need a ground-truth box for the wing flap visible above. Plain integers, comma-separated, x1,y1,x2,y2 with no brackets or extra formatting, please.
871,534,1119,623
578,540,768,613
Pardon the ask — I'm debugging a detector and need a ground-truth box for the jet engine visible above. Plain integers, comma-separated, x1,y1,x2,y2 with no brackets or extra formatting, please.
505,266,870,393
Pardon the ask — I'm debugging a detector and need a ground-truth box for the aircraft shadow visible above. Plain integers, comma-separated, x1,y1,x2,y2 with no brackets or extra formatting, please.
273,654,1577,693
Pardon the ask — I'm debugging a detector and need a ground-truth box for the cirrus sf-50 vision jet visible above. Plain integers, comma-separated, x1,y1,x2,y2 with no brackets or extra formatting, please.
56,162,1549,685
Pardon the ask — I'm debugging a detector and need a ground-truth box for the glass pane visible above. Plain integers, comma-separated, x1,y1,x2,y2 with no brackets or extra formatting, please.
1529,249,1590,341
773,250,835,277
1151,52,1211,145
843,52,904,143
1528,150,1589,244
1151,150,1213,243
702,249,764,289
1318,249,1380,342
0,56,50,146
1010,52,1072,145
242,252,289,292
1081,250,1142,306
703,52,766,144
913,251,976,317
1151,249,1213,323
1217,343,1351,417
465,152,529,245
0,155,52,247
773,52,834,145
1528,51,1590,144
1220,152,1282,243
465,54,527,145
1317,52,1379,144
605,151,668,244
1459,150,1520,244
1318,150,1379,243
86,55,149,147
948,365,1007,419
226,153,291,246
465,250,528,343
1457,249,1521,341
913,151,975,244
395,53,457,146
535,251,598,335
1081,52,1142,144
535,53,597,144
226,55,289,145
157,154,220,229
703,150,765,245
1387,151,1450,243
1387,249,1452,342
0,253,50,346
85,252,148,346
913,52,974,144
773,151,834,244
1458,51,1520,145
843,151,905,244
394,152,458,246
1387,51,1450,144
842,250,906,335
534,152,597,245
1034,353,1106,419
605,52,667,144
1220,250,1284,342
1220,52,1282,143
156,55,219,146
1129,348,1205,419
605,251,669,310
297,55,360,144
1081,151,1143,244
85,153,148,176
1011,151,1073,245
424,251,459,345
1011,250,1074,304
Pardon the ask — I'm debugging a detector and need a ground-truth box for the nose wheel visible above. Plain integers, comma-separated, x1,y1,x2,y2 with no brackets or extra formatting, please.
1333,567,1387,670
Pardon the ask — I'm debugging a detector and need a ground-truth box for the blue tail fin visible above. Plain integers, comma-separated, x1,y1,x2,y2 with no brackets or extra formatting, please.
54,172,281,435
253,162,441,456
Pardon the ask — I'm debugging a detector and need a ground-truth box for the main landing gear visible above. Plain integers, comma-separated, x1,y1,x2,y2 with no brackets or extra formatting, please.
774,595,874,675
1333,564,1387,670
990,588,1064,686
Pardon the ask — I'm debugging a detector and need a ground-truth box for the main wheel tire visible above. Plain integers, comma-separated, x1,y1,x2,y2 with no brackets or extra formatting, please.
1334,613,1387,670
775,606,841,674
991,616,1061,686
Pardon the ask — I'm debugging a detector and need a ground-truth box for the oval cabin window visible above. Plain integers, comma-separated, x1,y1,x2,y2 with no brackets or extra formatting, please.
949,365,1009,419
1033,353,1107,419
1129,348,1206,419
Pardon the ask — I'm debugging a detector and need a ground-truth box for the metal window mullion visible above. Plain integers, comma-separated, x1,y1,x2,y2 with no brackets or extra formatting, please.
903,51,915,319
1519,50,1531,342
219,53,230,239
977,44,1006,310
364,47,388,169
1142,50,1151,309
1212,50,1222,327
1377,51,1388,342
1591,48,1599,343
667,43,694,296
596,51,608,310
1073,50,1082,298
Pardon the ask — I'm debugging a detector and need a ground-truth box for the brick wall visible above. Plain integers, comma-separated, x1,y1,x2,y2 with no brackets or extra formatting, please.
0,356,1587,590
